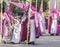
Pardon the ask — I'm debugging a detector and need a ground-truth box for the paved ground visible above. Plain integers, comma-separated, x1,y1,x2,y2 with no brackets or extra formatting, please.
0,36,60,47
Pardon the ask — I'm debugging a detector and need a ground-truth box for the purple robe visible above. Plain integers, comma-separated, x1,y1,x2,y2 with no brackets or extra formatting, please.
48,14,52,33
49,9,59,34
30,15,40,38
20,15,40,42
57,25,60,34
20,17,28,42
57,12,60,34
49,0,60,35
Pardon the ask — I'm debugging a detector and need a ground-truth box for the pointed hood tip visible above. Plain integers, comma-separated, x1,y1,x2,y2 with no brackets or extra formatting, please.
53,0,56,9
39,0,43,13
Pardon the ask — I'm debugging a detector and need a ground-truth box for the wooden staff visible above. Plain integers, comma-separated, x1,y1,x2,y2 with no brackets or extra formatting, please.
48,0,50,32
26,0,32,45
36,0,37,10
26,0,29,45
0,0,3,43
22,0,24,4
18,0,20,3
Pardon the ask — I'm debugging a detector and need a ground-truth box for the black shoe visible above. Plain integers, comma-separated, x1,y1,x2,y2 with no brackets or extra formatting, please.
56,34,59,36
11,42,20,44
28,41,35,45
50,34,54,36
4,41,6,44
11,42,15,44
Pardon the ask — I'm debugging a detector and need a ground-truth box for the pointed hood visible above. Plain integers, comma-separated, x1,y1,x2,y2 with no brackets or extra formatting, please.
39,0,43,13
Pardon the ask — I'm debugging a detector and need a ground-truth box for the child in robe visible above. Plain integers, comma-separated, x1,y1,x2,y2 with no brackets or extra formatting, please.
11,19,21,44
11,12,23,44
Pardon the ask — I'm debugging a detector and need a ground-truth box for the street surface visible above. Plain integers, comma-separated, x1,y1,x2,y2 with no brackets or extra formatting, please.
0,36,60,47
